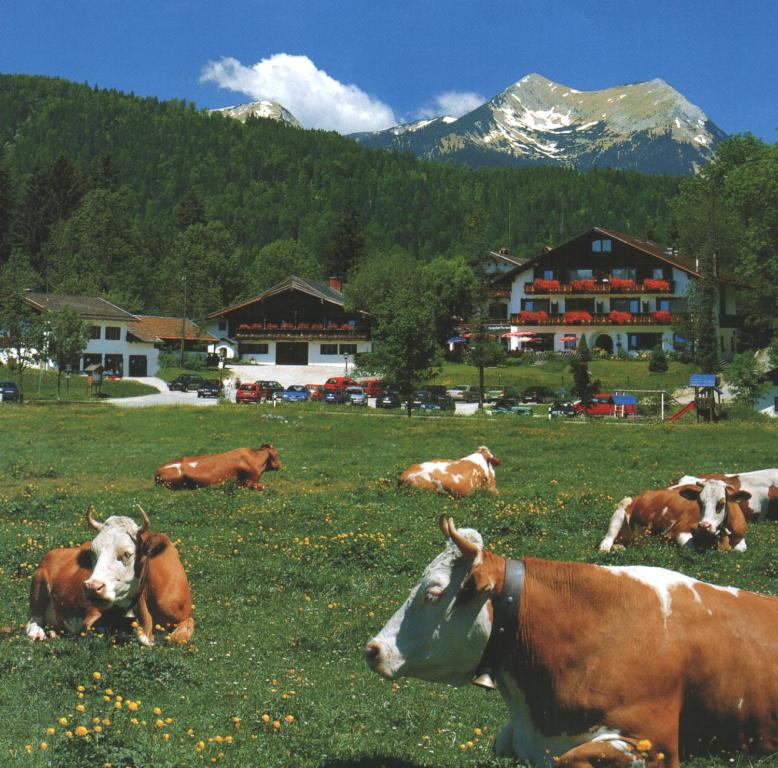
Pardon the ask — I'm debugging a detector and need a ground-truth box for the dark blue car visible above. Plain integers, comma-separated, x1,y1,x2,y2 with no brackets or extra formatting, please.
281,384,310,403
0,381,19,402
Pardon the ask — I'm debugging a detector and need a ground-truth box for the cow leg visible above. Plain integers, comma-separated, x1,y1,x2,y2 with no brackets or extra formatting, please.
493,721,514,758
82,606,103,634
554,739,669,768
674,531,693,548
167,617,195,644
134,593,155,646
599,497,632,552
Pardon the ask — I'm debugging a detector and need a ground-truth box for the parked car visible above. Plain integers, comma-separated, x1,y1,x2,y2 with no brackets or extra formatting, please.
521,385,558,404
489,398,534,415
359,379,385,397
412,387,455,411
0,380,20,403
196,380,221,398
306,384,325,401
323,388,347,404
281,384,310,403
236,382,262,404
548,401,577,419
345,386,368,406
256,380,285,401
324,376,357,392
167,374,205,392
445,384,478,402
574,393,638,417
376,390,402,409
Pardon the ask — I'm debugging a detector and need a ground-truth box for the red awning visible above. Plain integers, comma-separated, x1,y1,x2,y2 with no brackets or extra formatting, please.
560,335,577,342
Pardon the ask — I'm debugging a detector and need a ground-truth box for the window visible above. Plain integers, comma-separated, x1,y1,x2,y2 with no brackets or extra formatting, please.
628,333,662,351
652,268,665,279
592,239,612,253
521,299,550,312
612,298,640,313
568,268,594,281
320,344,339,355
565,298,595,313
657,299,670,312
611,267,636,280
90,326,101,339
104,326,121,341
218,319,227,331
339,344,357,355
240,343,269,355
543,269,554,280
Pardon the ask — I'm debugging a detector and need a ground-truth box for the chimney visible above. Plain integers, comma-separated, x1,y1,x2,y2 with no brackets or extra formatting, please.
328,276,342,292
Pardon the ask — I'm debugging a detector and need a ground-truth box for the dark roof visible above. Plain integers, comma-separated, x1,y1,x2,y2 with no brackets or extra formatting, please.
130,316,217,343
24,293,137,321
487,249,525,268
492,227,748,288
207,275,347,319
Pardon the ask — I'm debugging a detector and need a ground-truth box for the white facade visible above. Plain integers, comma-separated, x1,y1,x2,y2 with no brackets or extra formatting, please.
81,320,161,377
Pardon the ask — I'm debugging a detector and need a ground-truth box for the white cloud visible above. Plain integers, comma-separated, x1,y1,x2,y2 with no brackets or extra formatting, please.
415,90,485,120
200,53,397,134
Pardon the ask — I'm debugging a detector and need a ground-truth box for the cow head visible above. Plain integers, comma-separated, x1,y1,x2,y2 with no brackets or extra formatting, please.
260,444,282,472
83,505,163,608
365,516,500,685
678,480,751,540
477,446,502,466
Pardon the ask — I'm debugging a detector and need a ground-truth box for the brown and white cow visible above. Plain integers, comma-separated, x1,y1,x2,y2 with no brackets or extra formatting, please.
26,506,193,645
399,446,501,497
672,468,778,522
366,516,778,767
155,444,281,490
598,480,751,553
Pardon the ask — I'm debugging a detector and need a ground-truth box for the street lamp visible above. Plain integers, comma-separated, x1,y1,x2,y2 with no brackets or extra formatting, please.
179,274,188,367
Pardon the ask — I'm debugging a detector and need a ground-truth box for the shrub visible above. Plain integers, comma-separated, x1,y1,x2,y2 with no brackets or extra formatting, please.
653,310,673,324
609,278,636,290
576,334,592,362
644,278,670,291
726,352,769,406
532,279,560,291
564,311,593,324
609,311,633,325
571,279,596,291
518,310,549,323
649,344,669,372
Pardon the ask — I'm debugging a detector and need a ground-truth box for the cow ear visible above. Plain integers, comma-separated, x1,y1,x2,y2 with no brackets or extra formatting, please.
726,501,748,538
728,486,752,502
138,531,168,559
678,484,702,501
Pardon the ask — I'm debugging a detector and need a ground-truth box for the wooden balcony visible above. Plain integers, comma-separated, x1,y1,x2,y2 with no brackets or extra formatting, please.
524,280,675,295
235,322,368,340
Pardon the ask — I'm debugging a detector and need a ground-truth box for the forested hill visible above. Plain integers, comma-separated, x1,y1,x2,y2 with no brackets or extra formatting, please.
0,73,681,316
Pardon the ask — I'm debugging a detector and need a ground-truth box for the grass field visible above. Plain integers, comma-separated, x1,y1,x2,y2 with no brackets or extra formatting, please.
4,369,158,402
1,401,777,767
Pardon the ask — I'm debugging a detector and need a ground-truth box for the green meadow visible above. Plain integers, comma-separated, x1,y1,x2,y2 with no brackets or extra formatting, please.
0,401,777,767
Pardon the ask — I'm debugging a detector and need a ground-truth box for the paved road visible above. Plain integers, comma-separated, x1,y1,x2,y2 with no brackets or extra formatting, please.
107,377,218,408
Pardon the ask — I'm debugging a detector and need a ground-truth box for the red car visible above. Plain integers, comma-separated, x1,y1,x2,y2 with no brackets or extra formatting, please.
574,393,637,417
359,379,385,397
306,384,325,401
236,382,262,404
324,376,357,392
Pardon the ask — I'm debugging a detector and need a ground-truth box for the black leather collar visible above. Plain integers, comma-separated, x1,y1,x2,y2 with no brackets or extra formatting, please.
472,558,524,689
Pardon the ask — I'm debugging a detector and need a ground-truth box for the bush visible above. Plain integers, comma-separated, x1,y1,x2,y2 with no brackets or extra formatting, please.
649,344,669,372
576,334,592,362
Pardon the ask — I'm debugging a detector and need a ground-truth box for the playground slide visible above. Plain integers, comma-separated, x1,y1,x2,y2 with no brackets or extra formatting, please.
667,401,696,423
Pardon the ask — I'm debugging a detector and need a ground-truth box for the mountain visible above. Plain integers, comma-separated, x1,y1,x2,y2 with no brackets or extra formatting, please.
210,100,300,127
351,74,726,175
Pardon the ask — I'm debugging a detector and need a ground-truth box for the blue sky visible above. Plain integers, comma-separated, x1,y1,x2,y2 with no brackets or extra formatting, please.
2,0,776,140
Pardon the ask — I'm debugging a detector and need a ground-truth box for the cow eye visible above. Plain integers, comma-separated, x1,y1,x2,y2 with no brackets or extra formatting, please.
119,551,132,563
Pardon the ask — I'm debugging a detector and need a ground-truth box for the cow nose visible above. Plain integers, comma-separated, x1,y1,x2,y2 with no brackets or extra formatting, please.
84,578,106,595
699,521,713,531
364,641,382,669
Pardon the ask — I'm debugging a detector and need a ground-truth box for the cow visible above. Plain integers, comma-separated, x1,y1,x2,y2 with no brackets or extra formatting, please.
598,480,751,553
155,444,281,490
26,506,193,645
672,468,778,522
399,446,501,497
366,515,778,767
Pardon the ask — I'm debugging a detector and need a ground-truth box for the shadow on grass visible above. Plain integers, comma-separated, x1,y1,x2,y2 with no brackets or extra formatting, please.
319,760,500,768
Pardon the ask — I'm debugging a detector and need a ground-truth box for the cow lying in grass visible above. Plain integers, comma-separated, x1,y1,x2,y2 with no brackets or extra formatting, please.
399,446,501,497
155,444,281,490
366,515,778,767
26,506,193,645
598,479,751,552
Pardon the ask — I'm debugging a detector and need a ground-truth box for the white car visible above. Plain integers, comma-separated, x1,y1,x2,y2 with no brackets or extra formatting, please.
445,384,478,401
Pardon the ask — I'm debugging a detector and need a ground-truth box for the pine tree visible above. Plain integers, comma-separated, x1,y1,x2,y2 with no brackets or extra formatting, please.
649,344,669,372
577,334,592,362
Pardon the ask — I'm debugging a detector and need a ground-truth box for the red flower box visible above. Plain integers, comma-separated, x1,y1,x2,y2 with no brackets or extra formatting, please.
643,278,670,291
653,310,673,324
518,310,549,323
571,279,596,291
564,311,593,324
609,278,636,290
532,279,560,291
609,311,633,325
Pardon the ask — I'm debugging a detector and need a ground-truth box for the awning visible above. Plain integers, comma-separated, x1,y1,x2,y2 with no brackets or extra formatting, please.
502,331,536,338
447,336,468,344
560,334,577,342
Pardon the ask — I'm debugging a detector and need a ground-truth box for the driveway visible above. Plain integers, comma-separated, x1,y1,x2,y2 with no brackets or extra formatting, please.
107,377,219,408
225,363,352,388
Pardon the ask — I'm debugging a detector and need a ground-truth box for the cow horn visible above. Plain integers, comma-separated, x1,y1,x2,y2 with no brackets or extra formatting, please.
445,516,480,560
438,514,451,539
136,504,150,533
86,504,103,531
